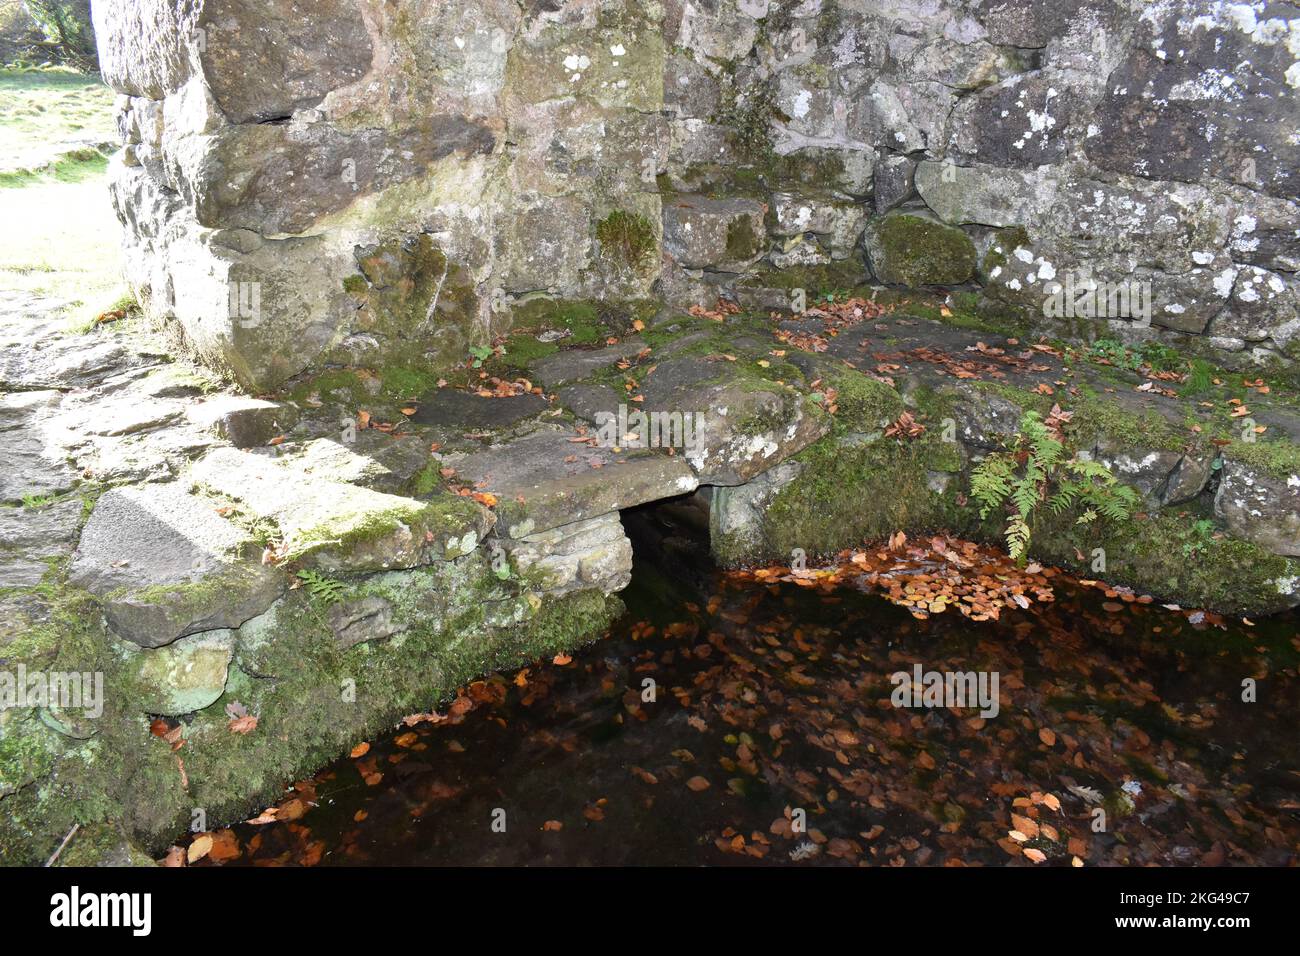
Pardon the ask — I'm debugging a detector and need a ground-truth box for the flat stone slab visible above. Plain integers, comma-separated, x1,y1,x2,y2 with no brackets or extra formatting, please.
0,292,157,390
0,390,78,504
529,337,647,388
192,445,491,569
68,483,284,647
409,389,549,430
0,498,84,588
636,356,830,486
440,424,700,537
186,394,300,448
1216,453,1300,557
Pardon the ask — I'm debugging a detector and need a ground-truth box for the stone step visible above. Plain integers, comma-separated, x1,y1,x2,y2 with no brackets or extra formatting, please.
68,482,284,647
191,444,491,570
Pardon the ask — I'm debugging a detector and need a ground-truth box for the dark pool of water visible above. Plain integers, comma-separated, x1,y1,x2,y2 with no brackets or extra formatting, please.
187,524,1300,867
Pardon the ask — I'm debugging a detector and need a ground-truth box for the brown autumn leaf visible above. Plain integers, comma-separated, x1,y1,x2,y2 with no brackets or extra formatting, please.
1023,847,1047,863
228,714,258,735
1011,813,1040,838
552,653,572,665
542,820,563,831
686,776,711,791
207,829,241,862
349,742,370,759
161,845,185,867
1038,727,1056,746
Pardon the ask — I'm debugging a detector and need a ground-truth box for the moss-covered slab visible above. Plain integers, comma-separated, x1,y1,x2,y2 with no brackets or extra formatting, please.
191,446,491,570
698,289,1300,614
633,354,830,485
1215,443,1300,556
864,212,976,286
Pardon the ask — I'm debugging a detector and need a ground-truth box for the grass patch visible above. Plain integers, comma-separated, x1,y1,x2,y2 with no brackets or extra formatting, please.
0,68,125,323
0,68,115,177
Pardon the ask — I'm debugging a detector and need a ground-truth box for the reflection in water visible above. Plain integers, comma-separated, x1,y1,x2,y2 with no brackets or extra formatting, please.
180,527,1300,867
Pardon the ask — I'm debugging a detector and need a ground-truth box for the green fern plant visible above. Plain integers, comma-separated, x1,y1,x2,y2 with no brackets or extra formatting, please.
295,569,346,605
971,409,1140,565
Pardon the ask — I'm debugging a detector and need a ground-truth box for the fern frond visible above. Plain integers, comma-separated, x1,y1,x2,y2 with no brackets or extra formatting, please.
296,569,346,605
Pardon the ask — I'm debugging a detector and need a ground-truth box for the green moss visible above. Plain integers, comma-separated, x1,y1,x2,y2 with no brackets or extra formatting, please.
2,538,624,863
821,368,903,433
595,211,656,270
286,368,367,407
869,214,976,286
1026,508,1299,616
378,366,439,401
176,568,620,844
725,214,760,261
749,431,967,563
509,298,606,346
1224,438,1300,481
973,381,1190,454
342,273,368,298
53,822,156,867
1070,394,1189,453
113,570,253,623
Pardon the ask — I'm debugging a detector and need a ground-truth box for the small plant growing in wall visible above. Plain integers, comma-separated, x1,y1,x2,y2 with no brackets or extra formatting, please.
468,344,496,369
970,407,1139,565
296,569,347,605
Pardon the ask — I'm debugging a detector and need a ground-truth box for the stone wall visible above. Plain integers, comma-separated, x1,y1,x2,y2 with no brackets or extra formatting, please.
96,0,1299,390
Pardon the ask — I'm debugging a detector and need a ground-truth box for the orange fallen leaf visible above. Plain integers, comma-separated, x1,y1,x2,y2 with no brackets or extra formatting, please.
350,742,370,758
228,714,258,735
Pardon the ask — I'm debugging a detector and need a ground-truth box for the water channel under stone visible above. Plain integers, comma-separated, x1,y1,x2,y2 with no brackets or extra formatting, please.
176,504,1300,867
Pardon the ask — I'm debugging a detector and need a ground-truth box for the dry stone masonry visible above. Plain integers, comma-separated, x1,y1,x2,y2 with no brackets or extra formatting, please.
94,0,1300,390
